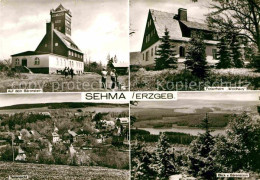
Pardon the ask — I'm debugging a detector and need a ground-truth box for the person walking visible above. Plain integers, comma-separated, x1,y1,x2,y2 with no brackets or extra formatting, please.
70,68,74,79
64,67,69,78
101,68,107,89
110,69,116,90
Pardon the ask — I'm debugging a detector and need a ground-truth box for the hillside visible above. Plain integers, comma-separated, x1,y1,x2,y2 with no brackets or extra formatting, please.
0,161,129,180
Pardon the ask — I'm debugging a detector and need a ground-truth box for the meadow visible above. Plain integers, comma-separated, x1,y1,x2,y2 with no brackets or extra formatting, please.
0,161,129,180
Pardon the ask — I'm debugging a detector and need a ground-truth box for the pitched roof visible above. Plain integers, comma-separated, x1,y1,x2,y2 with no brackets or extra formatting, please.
55,4,67,11
150,9,217,44
54,29,82,53
112,62,129,68
150,9,188,41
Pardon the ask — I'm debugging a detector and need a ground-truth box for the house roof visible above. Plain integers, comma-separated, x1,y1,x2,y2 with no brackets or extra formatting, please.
68,130,77,137
54,29,82,53
150,9,218,45
112,62,129,68
11,51,49,57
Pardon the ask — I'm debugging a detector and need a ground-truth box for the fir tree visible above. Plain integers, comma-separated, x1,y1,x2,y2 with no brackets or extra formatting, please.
230,36,244,68
216,37,233,69
154,132,177,179
185,33,209,79
155,27,178,70
213,113,260,172
107,54,114,70
187,114,216,179
131,143,156,180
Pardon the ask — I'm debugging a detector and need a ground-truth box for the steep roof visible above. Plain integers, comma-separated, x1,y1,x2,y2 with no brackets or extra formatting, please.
150,9,188,41
150,9,217,44
54,29,82,53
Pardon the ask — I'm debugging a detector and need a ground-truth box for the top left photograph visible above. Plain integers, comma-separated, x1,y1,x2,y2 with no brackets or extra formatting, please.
0,0,129,92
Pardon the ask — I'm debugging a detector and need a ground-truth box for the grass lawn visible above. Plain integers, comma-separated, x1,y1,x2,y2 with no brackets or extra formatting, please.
0,161,129,180
0,72,128,92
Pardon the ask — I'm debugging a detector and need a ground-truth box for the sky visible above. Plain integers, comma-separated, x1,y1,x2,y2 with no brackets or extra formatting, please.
130,0,213,52
0,0,129,64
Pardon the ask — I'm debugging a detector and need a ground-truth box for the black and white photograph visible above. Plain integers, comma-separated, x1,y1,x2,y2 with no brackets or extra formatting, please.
130,0,260,91
0,0,129,92
131,92,260,179
0,93,129,180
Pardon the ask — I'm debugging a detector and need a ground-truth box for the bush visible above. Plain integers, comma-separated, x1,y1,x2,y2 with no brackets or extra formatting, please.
0,145,18,161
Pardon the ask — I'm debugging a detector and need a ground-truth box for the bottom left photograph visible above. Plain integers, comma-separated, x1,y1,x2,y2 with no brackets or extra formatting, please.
0,93,130,180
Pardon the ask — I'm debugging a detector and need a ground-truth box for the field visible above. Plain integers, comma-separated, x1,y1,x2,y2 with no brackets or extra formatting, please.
0,161,129,180
0,72,128,92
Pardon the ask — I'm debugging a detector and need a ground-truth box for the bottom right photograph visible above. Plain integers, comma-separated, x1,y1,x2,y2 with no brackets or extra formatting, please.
130,92,260,180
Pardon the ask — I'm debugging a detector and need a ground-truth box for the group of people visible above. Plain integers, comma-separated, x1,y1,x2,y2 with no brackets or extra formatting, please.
64,67,74,79
101,68,119,90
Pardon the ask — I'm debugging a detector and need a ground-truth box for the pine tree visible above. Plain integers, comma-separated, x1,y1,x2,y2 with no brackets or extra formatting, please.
131,143,156,180
187,114,216,179
185,33,209,79
155,27,178,70
154,132,177,179
107,54,114,70
230,36,244,68
216,37,233,69
213,113,260,172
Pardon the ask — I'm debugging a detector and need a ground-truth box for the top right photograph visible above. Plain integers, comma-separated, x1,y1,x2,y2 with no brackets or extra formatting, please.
130,0,260,91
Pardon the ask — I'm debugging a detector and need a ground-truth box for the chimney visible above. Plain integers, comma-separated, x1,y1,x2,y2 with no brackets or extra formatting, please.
46,22,54,53
178,8,187,21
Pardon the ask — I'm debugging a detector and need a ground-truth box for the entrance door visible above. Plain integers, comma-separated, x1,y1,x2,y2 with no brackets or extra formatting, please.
22,59,27,66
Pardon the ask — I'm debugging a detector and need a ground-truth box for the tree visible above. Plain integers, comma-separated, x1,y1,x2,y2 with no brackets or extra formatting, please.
213,113,260,172
207,0,260,70
154,132,177,179
131,143,156,179
216,37,233,68
187,114,216,179
230,36,244,68
107,54,114,70
185,33,209,79
155,27,178,70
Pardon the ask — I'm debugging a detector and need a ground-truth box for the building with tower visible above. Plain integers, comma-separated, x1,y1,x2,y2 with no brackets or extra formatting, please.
11,4,84,74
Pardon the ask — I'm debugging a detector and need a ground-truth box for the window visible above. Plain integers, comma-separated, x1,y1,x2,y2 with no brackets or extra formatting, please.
146,51,149,61
34,57,40,65
68,51,71,56
179,46,185,57
143,53,144,60
45,44,47,47
55,43,58,46
58,27,61,30
155,46,157,55
55,20,61,23
151,48,153,57
72,51,74,56
212,49,217,59
15,58,20,65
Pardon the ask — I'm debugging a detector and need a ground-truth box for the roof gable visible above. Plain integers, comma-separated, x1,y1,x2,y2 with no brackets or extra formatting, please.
54,29,82,53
